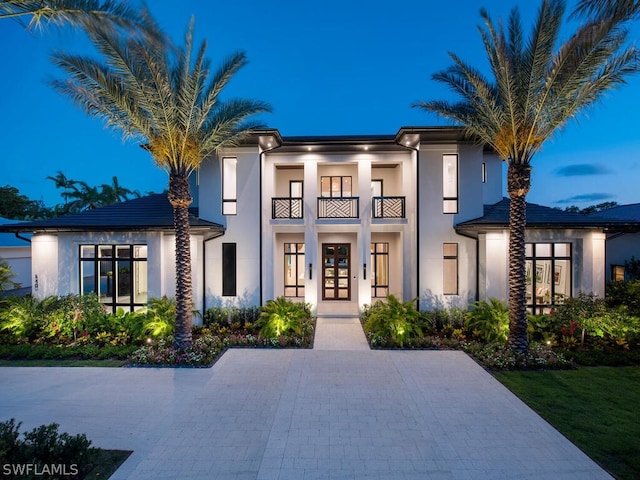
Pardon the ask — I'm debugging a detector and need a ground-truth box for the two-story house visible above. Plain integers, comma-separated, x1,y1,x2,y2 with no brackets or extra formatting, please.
1,126,632,318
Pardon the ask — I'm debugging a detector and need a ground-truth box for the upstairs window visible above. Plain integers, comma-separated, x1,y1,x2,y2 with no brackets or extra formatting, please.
321,176,352,197
222,157,237,215
443,154,458,213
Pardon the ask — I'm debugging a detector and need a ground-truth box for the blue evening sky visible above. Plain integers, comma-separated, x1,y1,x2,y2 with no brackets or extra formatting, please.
0,0,638,208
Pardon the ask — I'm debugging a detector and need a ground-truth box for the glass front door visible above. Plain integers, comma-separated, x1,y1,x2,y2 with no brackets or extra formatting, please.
322,243,350,300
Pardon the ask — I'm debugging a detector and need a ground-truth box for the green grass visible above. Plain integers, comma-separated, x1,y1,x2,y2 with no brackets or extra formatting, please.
0,359,126,367
495,366,640,480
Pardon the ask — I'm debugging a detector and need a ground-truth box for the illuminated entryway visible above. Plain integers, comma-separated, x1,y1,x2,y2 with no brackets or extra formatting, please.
322,243,350,300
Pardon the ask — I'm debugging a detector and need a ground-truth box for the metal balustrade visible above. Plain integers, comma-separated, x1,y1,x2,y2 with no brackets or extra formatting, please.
318,197,359,219
272,197,303,219
372,196,406,219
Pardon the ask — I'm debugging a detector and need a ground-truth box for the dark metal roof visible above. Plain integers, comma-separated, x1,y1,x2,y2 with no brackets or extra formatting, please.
0,194,224,235
456,198,640,235
588,203,640,221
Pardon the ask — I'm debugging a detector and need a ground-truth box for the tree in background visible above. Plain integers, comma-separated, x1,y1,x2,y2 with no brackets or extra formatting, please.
415,0,639,353
564,201,619,214
51,12,270,350
0,186,49,220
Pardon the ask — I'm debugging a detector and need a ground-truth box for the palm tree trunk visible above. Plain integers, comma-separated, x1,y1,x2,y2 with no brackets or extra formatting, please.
168,172,193,350
507,162,531,354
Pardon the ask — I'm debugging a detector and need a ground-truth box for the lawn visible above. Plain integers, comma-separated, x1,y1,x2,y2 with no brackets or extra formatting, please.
494,366,640,480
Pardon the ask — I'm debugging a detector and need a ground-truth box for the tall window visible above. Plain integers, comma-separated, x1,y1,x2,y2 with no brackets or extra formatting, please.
222,157,237,215
321,176,352,197
371,242,389,298
482,162,487,183
443,243,458,295
290,180,303,198
222,243,237,296
443,154,458,213
80,244,147,313
284,243,305,297
526,243,572,314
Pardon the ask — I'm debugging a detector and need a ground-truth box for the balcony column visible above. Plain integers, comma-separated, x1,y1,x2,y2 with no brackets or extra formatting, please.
358,156,372,308
303,157,318,314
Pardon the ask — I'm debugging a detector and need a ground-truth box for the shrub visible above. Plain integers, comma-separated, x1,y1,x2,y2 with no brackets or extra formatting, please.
421,308,466,333
606,280,640,316
256,297,310,338
464,298,509,344
0,419,93,477
362,295,422,347
142,296,176,338
203,306,260,329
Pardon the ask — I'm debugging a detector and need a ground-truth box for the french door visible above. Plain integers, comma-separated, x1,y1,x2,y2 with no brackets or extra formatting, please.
322,243,350,300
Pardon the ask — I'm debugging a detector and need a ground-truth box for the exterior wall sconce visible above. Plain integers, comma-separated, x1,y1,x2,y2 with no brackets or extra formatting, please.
34,274,39,292
363,263,367,280
309,263,312,280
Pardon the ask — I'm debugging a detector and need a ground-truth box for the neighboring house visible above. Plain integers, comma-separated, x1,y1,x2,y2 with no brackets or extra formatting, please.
588,204,640,281
0,126,636,317
0,217,31,295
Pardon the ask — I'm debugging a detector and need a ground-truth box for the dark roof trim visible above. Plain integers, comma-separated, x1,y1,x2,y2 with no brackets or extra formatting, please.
0,194,225,235
456,198,640,237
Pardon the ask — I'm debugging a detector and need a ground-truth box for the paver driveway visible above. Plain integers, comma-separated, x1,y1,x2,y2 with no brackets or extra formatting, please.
0,318,610,479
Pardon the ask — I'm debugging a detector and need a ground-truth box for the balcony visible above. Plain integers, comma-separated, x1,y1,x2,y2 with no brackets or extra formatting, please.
272,197,303,219
372,196,406,219
318,197,359,219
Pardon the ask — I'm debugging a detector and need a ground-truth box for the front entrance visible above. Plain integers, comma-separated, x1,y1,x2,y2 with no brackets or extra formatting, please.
322,243,350,300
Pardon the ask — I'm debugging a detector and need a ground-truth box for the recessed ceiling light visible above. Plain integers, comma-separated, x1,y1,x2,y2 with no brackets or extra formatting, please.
364,146,369,151
307,146,312,151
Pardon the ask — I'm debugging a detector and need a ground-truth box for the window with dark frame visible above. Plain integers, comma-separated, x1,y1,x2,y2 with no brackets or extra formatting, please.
443,154,458,213
612,265,625,282
284,243,305,297
443,243,458,295
525,242,572,314
320,176,352,197
370,242,389,298
222,243,237,296
222,157,237,215
79,244,147,313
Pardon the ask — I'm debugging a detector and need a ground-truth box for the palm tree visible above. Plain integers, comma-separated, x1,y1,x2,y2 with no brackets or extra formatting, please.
100,176,134,204
50,14,270,350
573,0,640,21
414,0,639,353
0,0,152,31
46,170,78,206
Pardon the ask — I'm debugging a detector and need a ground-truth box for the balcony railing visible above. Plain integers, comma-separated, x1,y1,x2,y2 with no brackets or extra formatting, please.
372,196,406,219
272,197,303,219
318,197,359,219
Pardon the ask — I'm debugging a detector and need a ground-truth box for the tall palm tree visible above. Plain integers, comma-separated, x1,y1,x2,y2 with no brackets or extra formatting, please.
0,0,152,31
46,170,78,205
100,176,134,204
50,14,270,350
573,0,640,22
415,0,639,353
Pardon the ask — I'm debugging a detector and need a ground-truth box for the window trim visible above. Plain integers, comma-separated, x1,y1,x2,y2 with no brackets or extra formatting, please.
526,242,572,314
79,244,148,313
371,242,389,298
443,242,458,295
222,243,237,297
284,243,305,298
442,154,459,214
222,157,237,215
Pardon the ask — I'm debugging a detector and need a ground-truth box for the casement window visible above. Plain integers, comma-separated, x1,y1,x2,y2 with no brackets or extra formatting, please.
443,154,458,213
525,243,572,314
222,243,237,296
320,176,352,197
370,242,389,298
612,265,625,282
443,243,458,295
284,243,305,297
222,157,237,215
79,245,147,313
